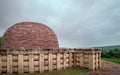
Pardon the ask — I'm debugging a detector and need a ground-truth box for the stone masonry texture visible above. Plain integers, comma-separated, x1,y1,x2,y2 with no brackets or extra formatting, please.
2,22,59,49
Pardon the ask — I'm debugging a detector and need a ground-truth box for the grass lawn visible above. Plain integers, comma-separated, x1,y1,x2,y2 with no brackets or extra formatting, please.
7,68,90,75
102,58,120,64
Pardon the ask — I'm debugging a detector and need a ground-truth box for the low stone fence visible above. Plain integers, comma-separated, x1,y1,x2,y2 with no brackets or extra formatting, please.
0,48,101,74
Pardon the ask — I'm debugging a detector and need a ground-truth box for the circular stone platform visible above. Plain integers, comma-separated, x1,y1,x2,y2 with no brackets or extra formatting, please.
2,22,59,49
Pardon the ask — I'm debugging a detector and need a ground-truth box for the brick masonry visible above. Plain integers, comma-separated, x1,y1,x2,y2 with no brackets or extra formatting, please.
2,22,59,49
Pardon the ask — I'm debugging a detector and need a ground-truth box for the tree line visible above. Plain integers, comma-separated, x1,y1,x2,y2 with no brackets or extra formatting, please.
102,49,120,58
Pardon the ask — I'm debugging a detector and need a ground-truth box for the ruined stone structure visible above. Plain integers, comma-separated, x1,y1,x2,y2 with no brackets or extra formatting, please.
0,22,101,74
2,22,59,49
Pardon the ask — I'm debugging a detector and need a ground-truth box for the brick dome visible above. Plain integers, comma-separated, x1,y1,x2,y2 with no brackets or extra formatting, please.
2,22,59,49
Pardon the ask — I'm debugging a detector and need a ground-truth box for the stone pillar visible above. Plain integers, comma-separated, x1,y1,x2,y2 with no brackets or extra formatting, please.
89,50,95,70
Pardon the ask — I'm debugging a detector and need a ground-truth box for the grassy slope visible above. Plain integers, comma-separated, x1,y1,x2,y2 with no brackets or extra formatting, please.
102,58,120,64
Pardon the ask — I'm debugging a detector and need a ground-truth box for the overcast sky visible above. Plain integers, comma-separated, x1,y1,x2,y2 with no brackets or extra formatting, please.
0,0,120,48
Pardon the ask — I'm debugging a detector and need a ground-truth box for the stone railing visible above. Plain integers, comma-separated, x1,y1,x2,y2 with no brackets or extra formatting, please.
0,48,101,74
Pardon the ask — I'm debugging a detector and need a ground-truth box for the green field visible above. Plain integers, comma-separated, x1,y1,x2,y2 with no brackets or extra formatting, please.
6,68,90,75
102,58,120,64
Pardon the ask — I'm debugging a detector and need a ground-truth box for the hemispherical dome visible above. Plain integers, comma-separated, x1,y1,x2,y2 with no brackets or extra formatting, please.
2,22,59,49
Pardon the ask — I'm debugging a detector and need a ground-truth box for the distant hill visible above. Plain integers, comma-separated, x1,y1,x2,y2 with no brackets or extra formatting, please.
93,45,120,50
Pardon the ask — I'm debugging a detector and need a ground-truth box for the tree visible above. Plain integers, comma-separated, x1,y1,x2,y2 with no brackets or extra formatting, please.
101,49,120,58
101,50,110,58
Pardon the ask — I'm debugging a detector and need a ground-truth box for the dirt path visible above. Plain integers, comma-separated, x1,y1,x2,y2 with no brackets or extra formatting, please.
85,60,120,75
